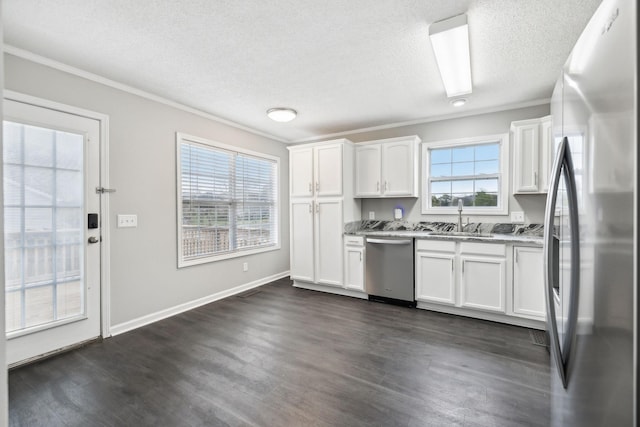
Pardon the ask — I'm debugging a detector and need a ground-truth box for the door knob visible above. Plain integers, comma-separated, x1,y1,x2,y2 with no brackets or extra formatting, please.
88,236,100,244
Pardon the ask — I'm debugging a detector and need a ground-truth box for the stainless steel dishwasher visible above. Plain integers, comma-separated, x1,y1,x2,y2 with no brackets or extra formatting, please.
365,237,415,307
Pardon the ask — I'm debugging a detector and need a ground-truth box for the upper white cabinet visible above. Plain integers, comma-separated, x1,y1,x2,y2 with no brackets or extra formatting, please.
288,139,360,289
355,135,420,198
512,116,553,194
290,142,343,198
354,144,381,196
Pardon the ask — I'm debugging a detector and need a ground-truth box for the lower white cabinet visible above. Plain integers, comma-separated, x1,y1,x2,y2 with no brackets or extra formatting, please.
512,246,545,320
315,199,344,286
415,240,456,305
290,198,344,287
416,241,506,312
344,236,365,292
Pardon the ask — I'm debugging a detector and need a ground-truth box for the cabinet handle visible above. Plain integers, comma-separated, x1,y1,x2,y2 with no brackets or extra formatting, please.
534,172,538,186
315,202,319,213
308,182,312,193
515,250,519,263
377,182,380,192
384,181,388,191
316,182,320,192
308,203,312,213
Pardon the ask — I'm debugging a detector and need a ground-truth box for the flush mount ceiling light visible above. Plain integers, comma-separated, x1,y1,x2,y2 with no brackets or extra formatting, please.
450,98,467,107
267,108,297,122
429,14,472,98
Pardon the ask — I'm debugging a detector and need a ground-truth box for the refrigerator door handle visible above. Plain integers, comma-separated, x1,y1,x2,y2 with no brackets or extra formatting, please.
544,136,567,387
543,136,581,389
562,135,582,385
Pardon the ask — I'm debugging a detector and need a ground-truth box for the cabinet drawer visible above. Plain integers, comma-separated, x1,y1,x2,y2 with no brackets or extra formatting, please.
344,235,364,246
416,239,456,253
460,242,506,257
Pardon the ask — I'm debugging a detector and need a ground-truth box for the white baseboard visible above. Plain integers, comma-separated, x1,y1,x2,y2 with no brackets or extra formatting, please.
109,271,290,336
292,280,369,300
416,301,546,330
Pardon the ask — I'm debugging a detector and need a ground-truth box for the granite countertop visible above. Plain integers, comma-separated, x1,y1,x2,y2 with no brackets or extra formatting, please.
345,220,544,246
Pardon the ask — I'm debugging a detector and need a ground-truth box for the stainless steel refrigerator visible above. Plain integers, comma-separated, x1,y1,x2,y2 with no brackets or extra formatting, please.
544,0,636,425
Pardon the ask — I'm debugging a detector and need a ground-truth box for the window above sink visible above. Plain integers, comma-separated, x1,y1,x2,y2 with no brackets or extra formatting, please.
421,133,509,216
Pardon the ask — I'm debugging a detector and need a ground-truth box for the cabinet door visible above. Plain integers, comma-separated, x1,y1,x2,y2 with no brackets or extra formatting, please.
415,251,455,305
290,147,314,198
290,200,315,282
460,256,506,313
538,116,554,193
513,247,546,319
355,144,381,197
512,123,540,193
315,199,343,286
382,141,416,196
314,144,343,197
344,245,364,292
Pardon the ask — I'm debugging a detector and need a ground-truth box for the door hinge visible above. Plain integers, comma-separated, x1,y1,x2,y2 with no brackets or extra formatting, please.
96,187,116,194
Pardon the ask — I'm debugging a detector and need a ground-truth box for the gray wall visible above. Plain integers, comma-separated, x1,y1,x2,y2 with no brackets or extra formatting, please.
340,105,550,224
4,54,290,329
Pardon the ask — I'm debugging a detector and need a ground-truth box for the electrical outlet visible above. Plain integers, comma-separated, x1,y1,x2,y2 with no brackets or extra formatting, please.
117,214,138,228
243,262,249,272
510,211,525,223
368,211,375,220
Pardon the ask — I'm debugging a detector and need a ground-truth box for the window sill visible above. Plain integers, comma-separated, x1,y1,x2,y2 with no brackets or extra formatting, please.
178,244,281,268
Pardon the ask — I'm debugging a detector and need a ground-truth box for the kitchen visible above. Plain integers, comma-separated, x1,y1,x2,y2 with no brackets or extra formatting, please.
1,0,637,426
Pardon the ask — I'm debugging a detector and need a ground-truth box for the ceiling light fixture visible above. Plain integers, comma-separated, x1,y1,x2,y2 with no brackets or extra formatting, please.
450,98,467,107
267,107,297,122
429,14,472,98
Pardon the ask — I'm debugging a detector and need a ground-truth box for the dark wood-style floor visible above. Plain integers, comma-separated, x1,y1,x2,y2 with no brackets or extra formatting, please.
9,278,550,426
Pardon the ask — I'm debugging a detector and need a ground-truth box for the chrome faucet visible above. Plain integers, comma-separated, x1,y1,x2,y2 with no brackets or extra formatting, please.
457,199,463,232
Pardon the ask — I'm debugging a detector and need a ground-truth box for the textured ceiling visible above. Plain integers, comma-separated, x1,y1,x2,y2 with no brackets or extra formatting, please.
3,0,602,142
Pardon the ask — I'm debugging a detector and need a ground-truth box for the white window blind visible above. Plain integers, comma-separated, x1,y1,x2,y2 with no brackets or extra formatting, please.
177,134,279,266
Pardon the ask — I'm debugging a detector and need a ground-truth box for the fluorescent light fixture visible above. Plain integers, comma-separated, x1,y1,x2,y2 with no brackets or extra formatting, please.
267,107,297,122
429,14,472,98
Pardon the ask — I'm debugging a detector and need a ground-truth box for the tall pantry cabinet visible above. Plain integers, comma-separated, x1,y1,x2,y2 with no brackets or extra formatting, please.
287,139,360,291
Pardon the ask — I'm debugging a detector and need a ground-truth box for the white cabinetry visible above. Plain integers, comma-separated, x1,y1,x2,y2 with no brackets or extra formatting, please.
512,116,553,194
344,236,365,292
288,140,361,293
460,243,506,313
512,246,545,320
415,239,545,328
415,240,456,305
290,143,343,197
355,135,420,198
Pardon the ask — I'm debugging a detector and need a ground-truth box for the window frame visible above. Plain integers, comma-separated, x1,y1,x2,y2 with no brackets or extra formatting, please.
421,133,509,215
176,132,280,268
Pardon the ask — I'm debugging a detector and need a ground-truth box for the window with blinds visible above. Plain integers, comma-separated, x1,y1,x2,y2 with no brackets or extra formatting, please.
177,133,279,267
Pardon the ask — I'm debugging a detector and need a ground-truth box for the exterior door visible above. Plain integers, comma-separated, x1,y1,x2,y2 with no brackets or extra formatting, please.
3,98,101,366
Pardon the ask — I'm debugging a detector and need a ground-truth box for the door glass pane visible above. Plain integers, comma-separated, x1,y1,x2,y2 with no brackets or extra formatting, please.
3,121,85,333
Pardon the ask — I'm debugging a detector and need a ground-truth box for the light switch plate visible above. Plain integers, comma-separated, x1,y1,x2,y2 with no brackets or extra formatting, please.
368,211,375,220
117,214,138,228
510,211,525,223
